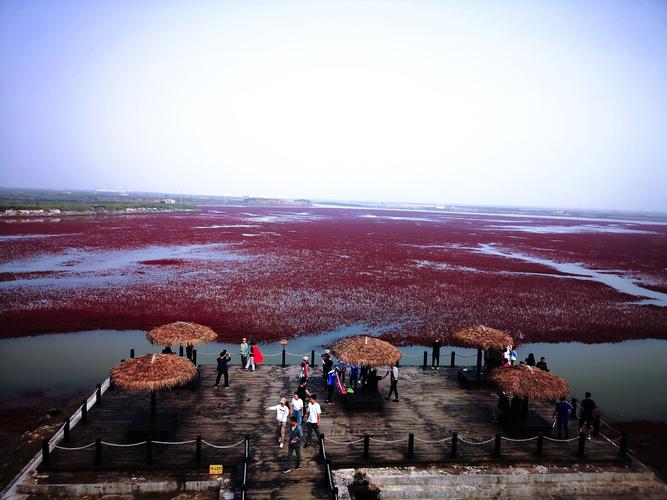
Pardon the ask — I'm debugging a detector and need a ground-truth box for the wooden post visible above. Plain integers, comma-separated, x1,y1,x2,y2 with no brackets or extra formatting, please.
196,436,202,463
536,433,544,457
318,433,325,461
81,399,88,424
150,391,156,423
450,351,455,367
95,438,102,465
41,439,50,466
64,418,70,442
577,432,586,458
179,345,184,356
146,439,153,464
451,432,458,459
494,433,501,457
422,351,428,369
311,350,315,366
593,414,601,437
130,348,135,358
96,384,102,406
363,434,369,459
619,433,628,457
281,346,286,367
408,433,414,458
476,348,482,377
571,398,578,419
192,349,197,365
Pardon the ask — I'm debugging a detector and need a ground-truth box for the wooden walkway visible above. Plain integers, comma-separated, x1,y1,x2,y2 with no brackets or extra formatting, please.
40,365,624,499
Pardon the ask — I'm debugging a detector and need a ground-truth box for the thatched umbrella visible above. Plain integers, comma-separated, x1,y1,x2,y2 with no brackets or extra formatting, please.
329,336,401,367
450,325,514,376
110,354,197,421
489,364,569,400
146,322,217,358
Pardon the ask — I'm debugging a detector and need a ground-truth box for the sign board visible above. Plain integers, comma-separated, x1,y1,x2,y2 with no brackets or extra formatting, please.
280,339,288,345
209,464,223,475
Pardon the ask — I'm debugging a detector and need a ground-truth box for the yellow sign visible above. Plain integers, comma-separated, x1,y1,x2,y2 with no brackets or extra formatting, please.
209,464,223,475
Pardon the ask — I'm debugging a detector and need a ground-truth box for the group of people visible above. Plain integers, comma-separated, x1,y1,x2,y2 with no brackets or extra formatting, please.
553,392,598,439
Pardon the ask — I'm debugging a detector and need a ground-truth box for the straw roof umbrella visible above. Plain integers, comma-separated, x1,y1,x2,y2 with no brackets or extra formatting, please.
329,336,401,367
450,325,514,377
146,322,217,358
489,364,569,400
110,354,197,421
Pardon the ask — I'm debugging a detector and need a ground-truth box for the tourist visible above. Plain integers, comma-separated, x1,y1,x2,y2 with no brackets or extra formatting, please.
245,341,256,371
384,363,399,402
305,394,322,447
283,416,303,473
291,392,304,426
321,352,333,385
431,338,441,369
579,392,598,439
296,377,311,404
240,338,249,369
349,364,360,389
526,353,536,366
214,350,231,388
336,359,347,385
536,356,549,371
266,398,290,448
186,343,194,360
510,347,518,365
300,356,309,380
553,396,573,439
502,346,511,365
325,368,336,403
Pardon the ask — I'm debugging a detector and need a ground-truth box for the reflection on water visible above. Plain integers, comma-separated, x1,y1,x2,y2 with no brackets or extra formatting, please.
1,330,665,422
474,243,667,307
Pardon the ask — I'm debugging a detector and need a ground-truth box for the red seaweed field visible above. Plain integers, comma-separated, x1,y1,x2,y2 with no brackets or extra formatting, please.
1,207,666,344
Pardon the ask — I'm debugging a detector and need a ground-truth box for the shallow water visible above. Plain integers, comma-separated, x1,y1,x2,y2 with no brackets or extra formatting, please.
1,329,665,422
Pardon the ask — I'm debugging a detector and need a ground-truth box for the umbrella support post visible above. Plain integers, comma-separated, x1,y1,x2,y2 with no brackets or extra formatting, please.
476,349,482,377
193,349,197,365
150,391,156,423
179,345,184,357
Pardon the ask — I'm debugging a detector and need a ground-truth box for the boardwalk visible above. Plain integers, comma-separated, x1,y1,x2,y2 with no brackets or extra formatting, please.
39,365,624,499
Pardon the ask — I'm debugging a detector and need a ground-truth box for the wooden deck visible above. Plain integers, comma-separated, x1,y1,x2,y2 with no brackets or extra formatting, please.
39,365,624,499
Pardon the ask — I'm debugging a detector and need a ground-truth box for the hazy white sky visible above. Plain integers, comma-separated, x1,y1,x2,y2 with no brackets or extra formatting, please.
1,0,666,210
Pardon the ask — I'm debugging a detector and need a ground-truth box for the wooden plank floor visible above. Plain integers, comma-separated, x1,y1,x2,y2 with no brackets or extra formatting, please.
41,365,623,499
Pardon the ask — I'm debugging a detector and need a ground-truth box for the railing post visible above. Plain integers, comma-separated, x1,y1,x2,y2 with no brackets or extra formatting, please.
494,433,501,457
363,434,369,459
95,438,102,465
536,433,544,457
593,414,601,437
282,346,286,367
192,349,197,365
450,351,455,367
96,383,102,406
450,432,458,459
196,436,202,464
130,348,135,359
577,432,586,458
319,433,325,461
245,434,250,459
619,433,628,458
179,345,184,357
146,438,152,464
571,398,578,419
311,350,315,367
81,399,88,424
407,433,414,458
64,418,71,442
41,439,50,466
422,351,427,369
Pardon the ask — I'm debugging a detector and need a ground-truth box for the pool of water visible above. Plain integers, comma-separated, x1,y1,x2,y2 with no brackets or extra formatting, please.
1,330,665,422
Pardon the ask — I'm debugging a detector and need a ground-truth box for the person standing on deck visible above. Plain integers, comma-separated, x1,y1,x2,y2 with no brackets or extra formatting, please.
536,356,549,371
305,394,322,447
245,341,256,371
300,356,309,380
240,338,249,370
325,368,336,403
266,398,290,448
553,396,573,439
579,392,597,439
384,364,399,402
321,352,333,385
214,350,231,388
186,343,194,360
296,377,311,405
349,364,360,389
291,392,304,426
526,353,536,366
431,338,441,369
283,416,303,473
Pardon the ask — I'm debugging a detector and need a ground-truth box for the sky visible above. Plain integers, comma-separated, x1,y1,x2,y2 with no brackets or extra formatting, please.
1,1,666,211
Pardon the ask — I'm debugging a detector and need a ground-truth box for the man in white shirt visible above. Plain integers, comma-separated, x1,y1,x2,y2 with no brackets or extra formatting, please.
384,364,399,402
305,394,322,447
266,398,289,448
291,392,304,426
